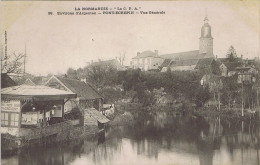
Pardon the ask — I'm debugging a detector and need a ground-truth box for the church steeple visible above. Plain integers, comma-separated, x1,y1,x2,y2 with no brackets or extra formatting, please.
200,14,212,39
204,16,209,24
204,9,209,24
199,11,214,58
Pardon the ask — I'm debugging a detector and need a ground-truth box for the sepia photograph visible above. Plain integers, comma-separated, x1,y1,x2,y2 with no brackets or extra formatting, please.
1,0,260,165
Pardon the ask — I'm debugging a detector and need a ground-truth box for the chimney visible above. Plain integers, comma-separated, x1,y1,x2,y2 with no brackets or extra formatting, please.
241,54,243,59
137,52,140,56
216,55,218,59
155,50,158,56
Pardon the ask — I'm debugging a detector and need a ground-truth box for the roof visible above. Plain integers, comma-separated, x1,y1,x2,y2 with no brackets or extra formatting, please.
222,62,243,71
132,51,157,59
32,76,50,85
218,57,243,63
169,58,199,67
1,73,17,89
23,78,36,86
1,85,76,101
85,108,109,123
160,50,204,60
55,77,103,100
161,59,172,68
200,23,213,38
195,58,214,69
236,67,251,71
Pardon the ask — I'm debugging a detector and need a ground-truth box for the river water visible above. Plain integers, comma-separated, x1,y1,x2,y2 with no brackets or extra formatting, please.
2,111,260,165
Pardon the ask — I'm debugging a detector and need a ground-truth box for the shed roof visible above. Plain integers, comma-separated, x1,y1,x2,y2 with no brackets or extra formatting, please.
1,85,76,101
56,77,103,100
85,108,110,123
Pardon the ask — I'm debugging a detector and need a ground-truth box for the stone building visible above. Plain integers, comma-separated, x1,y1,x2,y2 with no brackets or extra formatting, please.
131,50,164,71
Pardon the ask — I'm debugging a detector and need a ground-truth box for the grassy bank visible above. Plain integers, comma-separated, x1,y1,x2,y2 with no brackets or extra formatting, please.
111,102,259,125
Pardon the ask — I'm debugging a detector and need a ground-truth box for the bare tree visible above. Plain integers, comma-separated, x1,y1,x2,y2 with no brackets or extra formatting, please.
1,52,25,74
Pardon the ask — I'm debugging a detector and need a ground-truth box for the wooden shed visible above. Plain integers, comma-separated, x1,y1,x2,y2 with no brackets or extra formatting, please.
84,108,109,130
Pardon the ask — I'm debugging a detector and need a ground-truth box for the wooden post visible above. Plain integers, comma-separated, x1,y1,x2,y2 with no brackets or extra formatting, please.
62,100,65,120
241,121,244,165
242,82,244,117
43,109,46,127
257,148,259,165
218,92,220,110
257,87,259,106
18,100,22,137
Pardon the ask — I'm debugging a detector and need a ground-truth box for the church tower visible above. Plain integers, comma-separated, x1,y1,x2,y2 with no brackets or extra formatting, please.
199,14,214,58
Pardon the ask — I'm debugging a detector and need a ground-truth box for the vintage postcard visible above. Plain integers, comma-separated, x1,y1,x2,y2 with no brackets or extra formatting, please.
1,0,260,165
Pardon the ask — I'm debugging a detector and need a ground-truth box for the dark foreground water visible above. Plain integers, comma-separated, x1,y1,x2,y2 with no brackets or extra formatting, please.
2,112,260,165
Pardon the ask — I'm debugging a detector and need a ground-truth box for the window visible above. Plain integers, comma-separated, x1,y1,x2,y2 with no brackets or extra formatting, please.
55,105,62,110
1,112,9,126
1,112,19,127
10,113,19,126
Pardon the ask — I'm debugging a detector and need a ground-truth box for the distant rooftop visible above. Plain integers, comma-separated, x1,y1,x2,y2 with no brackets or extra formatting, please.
55,76,103,100
160,50,204,60
132,50,160,59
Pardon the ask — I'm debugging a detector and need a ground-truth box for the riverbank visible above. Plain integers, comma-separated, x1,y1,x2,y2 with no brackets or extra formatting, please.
1,125,100,157
112,102,260,123
193,106,259,121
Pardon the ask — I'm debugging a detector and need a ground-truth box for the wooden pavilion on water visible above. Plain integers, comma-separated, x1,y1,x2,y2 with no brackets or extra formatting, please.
1,85,77,147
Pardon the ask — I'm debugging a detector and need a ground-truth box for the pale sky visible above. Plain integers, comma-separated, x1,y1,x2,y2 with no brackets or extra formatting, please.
1,0,259,76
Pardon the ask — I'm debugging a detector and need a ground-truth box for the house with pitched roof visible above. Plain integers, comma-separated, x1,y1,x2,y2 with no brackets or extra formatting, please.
217,46,244,77
45,76,103,114
131,50,164,71
219,62,243,77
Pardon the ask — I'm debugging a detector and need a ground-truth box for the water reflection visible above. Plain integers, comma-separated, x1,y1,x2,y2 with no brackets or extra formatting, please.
2,112,260,165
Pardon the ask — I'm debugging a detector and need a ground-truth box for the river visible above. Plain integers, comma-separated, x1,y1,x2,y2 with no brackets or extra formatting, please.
2,111,260,165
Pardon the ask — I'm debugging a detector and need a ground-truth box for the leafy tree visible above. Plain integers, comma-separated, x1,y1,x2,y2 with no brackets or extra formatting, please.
66,68,78,79
220,76,239,109
84,62,118,91
194,86,210,107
